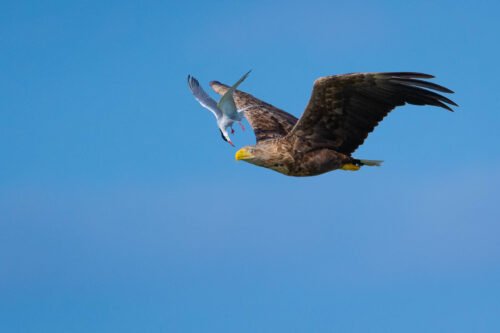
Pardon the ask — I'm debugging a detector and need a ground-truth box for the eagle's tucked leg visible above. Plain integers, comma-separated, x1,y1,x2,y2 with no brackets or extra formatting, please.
341,163,361,171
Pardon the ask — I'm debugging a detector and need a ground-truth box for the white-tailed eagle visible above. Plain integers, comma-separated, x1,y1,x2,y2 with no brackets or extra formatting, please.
210,72,457,176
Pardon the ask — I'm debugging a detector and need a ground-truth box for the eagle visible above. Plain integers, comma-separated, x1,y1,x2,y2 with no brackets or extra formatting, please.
209,72,457,177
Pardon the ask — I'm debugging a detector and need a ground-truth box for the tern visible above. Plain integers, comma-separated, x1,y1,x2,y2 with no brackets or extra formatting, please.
187,70,251,146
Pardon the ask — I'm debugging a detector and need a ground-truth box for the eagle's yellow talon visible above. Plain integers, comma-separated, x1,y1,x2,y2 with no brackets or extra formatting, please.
341,163,360,171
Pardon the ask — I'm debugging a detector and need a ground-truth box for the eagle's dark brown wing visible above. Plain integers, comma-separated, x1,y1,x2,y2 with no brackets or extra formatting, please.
210,81,298,142
289,72,457,154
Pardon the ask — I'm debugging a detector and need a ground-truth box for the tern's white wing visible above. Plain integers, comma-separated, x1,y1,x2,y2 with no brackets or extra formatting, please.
217,70,251,117
187,75,222,119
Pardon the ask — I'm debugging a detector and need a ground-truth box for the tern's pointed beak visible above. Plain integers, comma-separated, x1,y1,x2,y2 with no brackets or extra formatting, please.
228,140,235,147
235,148,254,161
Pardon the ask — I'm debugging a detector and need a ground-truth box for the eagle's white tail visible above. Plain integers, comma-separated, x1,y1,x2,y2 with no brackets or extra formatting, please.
359,159,383,167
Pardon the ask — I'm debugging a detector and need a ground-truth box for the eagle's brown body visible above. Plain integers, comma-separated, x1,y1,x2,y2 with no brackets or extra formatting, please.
242,137,353,176
210,72,457,177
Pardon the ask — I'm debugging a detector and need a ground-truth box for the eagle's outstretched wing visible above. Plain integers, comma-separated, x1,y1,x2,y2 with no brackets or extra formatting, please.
210,81,298,142
217,70,251,117
289,72,457,154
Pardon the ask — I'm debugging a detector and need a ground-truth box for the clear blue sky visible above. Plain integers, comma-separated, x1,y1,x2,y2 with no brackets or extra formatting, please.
1,0,499,332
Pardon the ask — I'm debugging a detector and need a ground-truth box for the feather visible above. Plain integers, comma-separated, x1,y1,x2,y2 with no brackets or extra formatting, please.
290,72,457,154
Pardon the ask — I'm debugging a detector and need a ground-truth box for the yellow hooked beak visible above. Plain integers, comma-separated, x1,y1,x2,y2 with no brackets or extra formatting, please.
235,148,254,161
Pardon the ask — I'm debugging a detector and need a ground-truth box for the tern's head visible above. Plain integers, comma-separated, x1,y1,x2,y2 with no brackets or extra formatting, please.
219,129,234,147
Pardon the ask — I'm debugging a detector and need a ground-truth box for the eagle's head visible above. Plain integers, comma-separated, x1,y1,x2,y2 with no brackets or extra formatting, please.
235,145,290,175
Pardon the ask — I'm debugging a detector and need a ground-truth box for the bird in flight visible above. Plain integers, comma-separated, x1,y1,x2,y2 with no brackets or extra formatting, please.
209,72,457,176
187,70,251,146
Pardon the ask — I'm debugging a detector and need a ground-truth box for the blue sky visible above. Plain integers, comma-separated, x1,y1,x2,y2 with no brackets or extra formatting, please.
1,0,499,332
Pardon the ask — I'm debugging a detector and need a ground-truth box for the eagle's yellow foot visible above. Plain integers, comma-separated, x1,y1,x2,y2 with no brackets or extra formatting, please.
341,163,360,171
